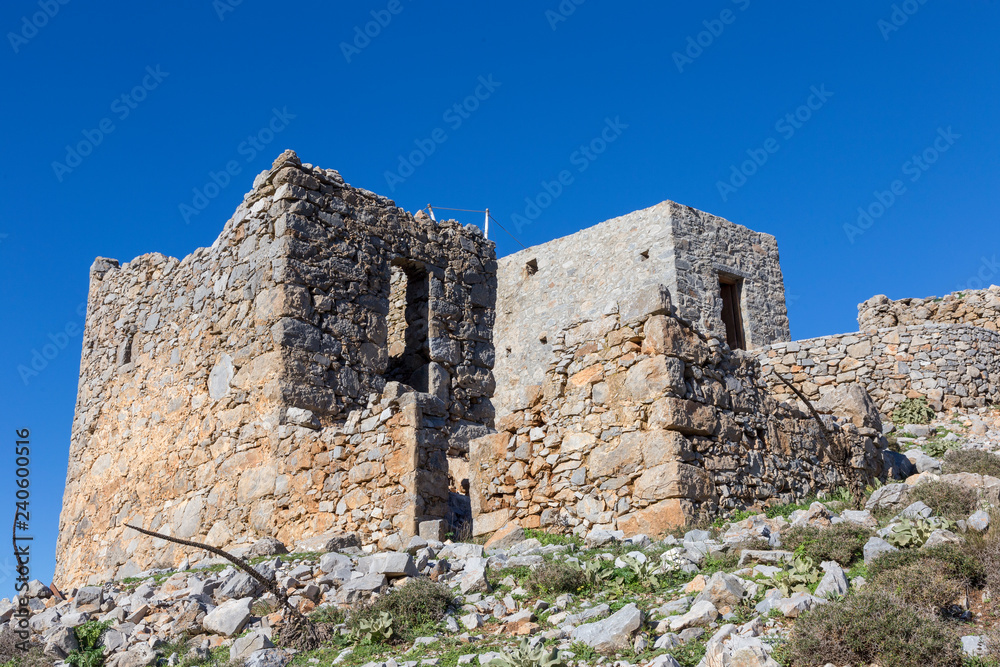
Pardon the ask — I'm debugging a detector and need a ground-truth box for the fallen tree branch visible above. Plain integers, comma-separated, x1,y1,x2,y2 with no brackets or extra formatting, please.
124,523,325,648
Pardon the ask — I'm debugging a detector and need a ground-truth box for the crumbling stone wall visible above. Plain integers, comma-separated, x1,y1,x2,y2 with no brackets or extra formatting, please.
470,286,881,537
757,324,1000,415
56,151,495,589
858,287,1000,331
492,200,790,419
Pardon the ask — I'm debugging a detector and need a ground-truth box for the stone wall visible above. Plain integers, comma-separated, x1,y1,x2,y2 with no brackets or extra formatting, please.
858,287,1000,331
56,151,496,589
470,286,882,538
492,200,790,419
757,324,1000,416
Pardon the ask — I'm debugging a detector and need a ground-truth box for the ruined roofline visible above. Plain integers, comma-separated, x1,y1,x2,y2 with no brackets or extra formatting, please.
89,149,491,278
500,199,778,262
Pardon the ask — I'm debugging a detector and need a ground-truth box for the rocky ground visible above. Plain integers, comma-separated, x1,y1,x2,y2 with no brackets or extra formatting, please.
6,406,1000,667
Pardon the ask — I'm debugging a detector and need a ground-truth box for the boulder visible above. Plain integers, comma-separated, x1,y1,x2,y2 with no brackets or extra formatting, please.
693,571,746,609
231,631,275,661
245,649,291,667
774,591,820,618
216,571,262,601
484,523,526,553
969,510,991,532
572,603,643,652
360,552,418,578
106,646,158,667
584,528,623,548
814,562,849,598
248,537,287,557
43,626,78,659
203,597,253,636
863,537,898,565
865,483,911,512
882,450,916,480
72,586,104,613
817,383,882,432
669,600,719,631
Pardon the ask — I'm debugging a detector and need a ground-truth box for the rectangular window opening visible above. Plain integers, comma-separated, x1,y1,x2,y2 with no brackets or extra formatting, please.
719,276,746,350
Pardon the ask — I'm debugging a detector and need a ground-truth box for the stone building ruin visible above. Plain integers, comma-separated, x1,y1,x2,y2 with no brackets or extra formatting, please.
57,149,992,589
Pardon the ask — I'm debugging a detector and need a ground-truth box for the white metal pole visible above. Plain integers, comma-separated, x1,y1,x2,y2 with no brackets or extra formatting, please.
485,208,490,239
427,204,436,222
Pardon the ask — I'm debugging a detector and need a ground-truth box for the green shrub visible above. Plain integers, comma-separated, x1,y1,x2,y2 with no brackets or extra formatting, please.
786,589,962,667
782,522,871,566
892,397,936,425
867,544,985,587
909,481,979,521
943,449,1000,477
66,621,112,667
347,578,453,643
525,560,586,596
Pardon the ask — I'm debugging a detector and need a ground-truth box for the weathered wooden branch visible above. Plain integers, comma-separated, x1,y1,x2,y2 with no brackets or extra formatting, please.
124,523,307,623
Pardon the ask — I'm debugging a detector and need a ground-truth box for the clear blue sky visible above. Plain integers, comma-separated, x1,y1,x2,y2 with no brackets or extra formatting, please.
1,1,998,596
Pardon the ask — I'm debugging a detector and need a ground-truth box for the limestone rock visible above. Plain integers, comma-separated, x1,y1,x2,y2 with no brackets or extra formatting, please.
572,603,643,652
203,597,253,636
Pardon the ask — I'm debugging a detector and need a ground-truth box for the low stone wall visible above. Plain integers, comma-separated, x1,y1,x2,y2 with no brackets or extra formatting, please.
757,324,1000,415
859,287,1000,331
470,288,883,537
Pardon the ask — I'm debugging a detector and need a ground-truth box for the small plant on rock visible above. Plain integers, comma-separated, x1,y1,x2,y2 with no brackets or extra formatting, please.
488,638,568,667
892,397,936,425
